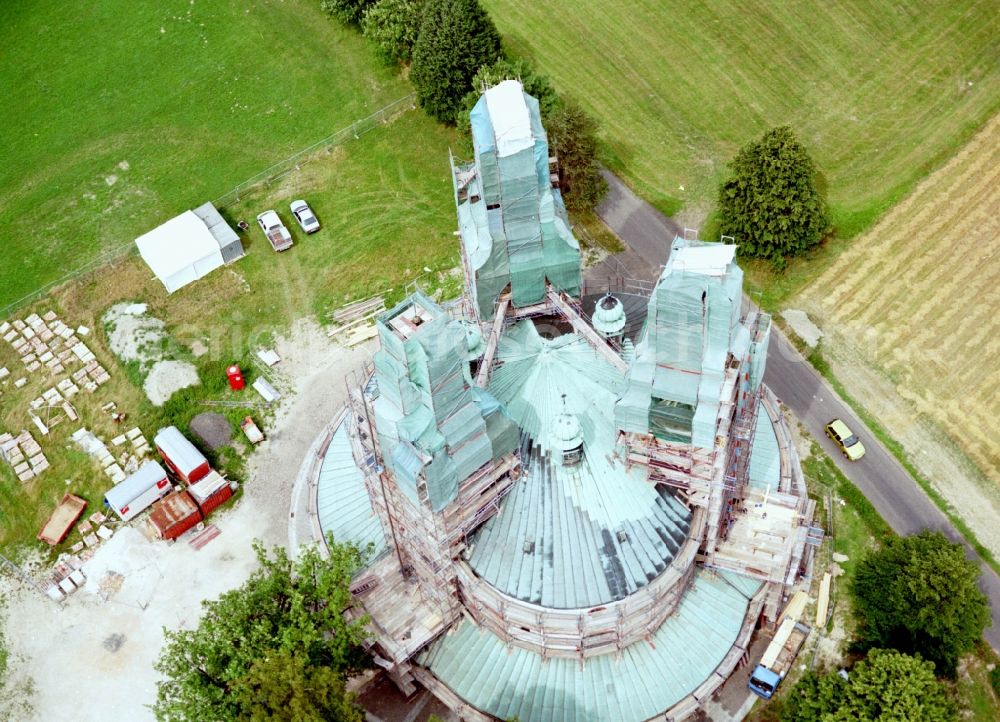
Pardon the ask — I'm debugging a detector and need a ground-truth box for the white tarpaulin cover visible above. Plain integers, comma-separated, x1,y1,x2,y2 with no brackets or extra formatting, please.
136,211,226,293
485,80,533,158
670,244,737,276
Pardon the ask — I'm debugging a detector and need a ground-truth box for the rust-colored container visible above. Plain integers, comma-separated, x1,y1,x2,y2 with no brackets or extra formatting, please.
188,470,234,517
149,490,203,541
226,365,245,391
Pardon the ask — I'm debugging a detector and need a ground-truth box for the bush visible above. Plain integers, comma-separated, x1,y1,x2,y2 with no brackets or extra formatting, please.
783,649,956,722
990,665,1000,697
362,0,424,65
321,0,376,26
410,0,502,124
718,126,829,262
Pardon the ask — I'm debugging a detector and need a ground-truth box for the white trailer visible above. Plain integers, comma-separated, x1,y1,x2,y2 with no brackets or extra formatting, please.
104,461,171,521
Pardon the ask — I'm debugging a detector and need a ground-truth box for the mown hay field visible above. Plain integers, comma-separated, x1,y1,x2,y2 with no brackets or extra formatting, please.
797,113,1000,550
484,0,1000,235
0,0,412,310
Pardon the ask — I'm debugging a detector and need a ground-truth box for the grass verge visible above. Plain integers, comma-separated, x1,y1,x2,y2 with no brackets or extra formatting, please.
770,320,1000,578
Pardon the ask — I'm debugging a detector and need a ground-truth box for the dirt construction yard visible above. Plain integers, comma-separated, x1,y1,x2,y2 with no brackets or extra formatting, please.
796,112,1000,554
1,322,370,721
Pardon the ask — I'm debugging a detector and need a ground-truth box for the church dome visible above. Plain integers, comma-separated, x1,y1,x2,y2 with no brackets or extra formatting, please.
593,293,626,337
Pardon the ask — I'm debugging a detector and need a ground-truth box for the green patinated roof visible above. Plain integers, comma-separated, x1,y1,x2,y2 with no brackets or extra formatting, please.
418,568,762,722
468,321,691,608
749,405,781,492
316,419,388,559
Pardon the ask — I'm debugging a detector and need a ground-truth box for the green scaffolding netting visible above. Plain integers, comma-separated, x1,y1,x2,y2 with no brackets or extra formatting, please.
615,238,748,449
372,292,515,511
459,81,580,319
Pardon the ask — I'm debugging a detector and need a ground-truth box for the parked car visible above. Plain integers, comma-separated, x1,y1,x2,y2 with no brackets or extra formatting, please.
256,211,293,252
825,419,866,460
290,199,320,234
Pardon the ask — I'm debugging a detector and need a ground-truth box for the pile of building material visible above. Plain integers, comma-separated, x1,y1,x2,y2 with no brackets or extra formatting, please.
256,348,281,367
71,427,144,484
68,511,114,553
27,385,80,435
327,294,385,347
0,312,100,379
252,377,281,403
112,426,151,458
70,359,111,391
0,430,49,481
46,566,87,602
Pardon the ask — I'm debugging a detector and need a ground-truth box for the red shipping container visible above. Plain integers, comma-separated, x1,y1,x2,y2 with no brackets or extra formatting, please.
149,491,203,541
188,471,234,516
227,365,245,391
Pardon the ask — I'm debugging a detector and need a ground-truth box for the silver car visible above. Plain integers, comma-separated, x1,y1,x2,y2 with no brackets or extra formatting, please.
290,199,320,234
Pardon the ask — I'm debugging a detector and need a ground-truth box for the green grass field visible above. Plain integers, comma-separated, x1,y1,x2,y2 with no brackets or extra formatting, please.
484,0,1000,236
0,0,413,310
0,109,459,555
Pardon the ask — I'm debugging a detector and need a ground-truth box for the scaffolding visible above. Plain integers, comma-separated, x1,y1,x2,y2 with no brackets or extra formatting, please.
308,81,816,722
457,80,581,321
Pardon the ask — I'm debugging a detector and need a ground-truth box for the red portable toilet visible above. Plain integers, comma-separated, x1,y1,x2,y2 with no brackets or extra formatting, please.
227,365,245,391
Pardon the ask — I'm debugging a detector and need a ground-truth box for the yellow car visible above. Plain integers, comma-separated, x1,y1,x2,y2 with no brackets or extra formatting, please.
825,419,866,461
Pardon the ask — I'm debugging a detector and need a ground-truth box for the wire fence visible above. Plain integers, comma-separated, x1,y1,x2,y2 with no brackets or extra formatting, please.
0,94,418,321
0,240,138,320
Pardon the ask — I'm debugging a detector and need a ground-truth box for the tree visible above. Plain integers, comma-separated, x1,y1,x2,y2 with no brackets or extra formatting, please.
545,99,608,213
153,538,370,721
362,0,424,65
718,126,829,263
322,0,376,27
851,531,989,676
783,649,956,722
230,650,364,722
410,0,502,124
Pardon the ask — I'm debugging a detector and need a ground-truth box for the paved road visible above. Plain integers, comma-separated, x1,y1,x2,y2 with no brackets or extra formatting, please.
592,171,1000,652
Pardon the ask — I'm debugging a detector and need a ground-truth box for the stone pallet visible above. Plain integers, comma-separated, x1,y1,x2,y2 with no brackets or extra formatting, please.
0,429,48,481
1,310,103,381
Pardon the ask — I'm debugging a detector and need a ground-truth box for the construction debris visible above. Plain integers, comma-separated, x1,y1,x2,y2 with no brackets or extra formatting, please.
327,295,385,346
256,348,281,367
252,377,281,403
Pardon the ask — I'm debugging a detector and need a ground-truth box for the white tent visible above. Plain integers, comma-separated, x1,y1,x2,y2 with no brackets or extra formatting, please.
135,210,227,293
